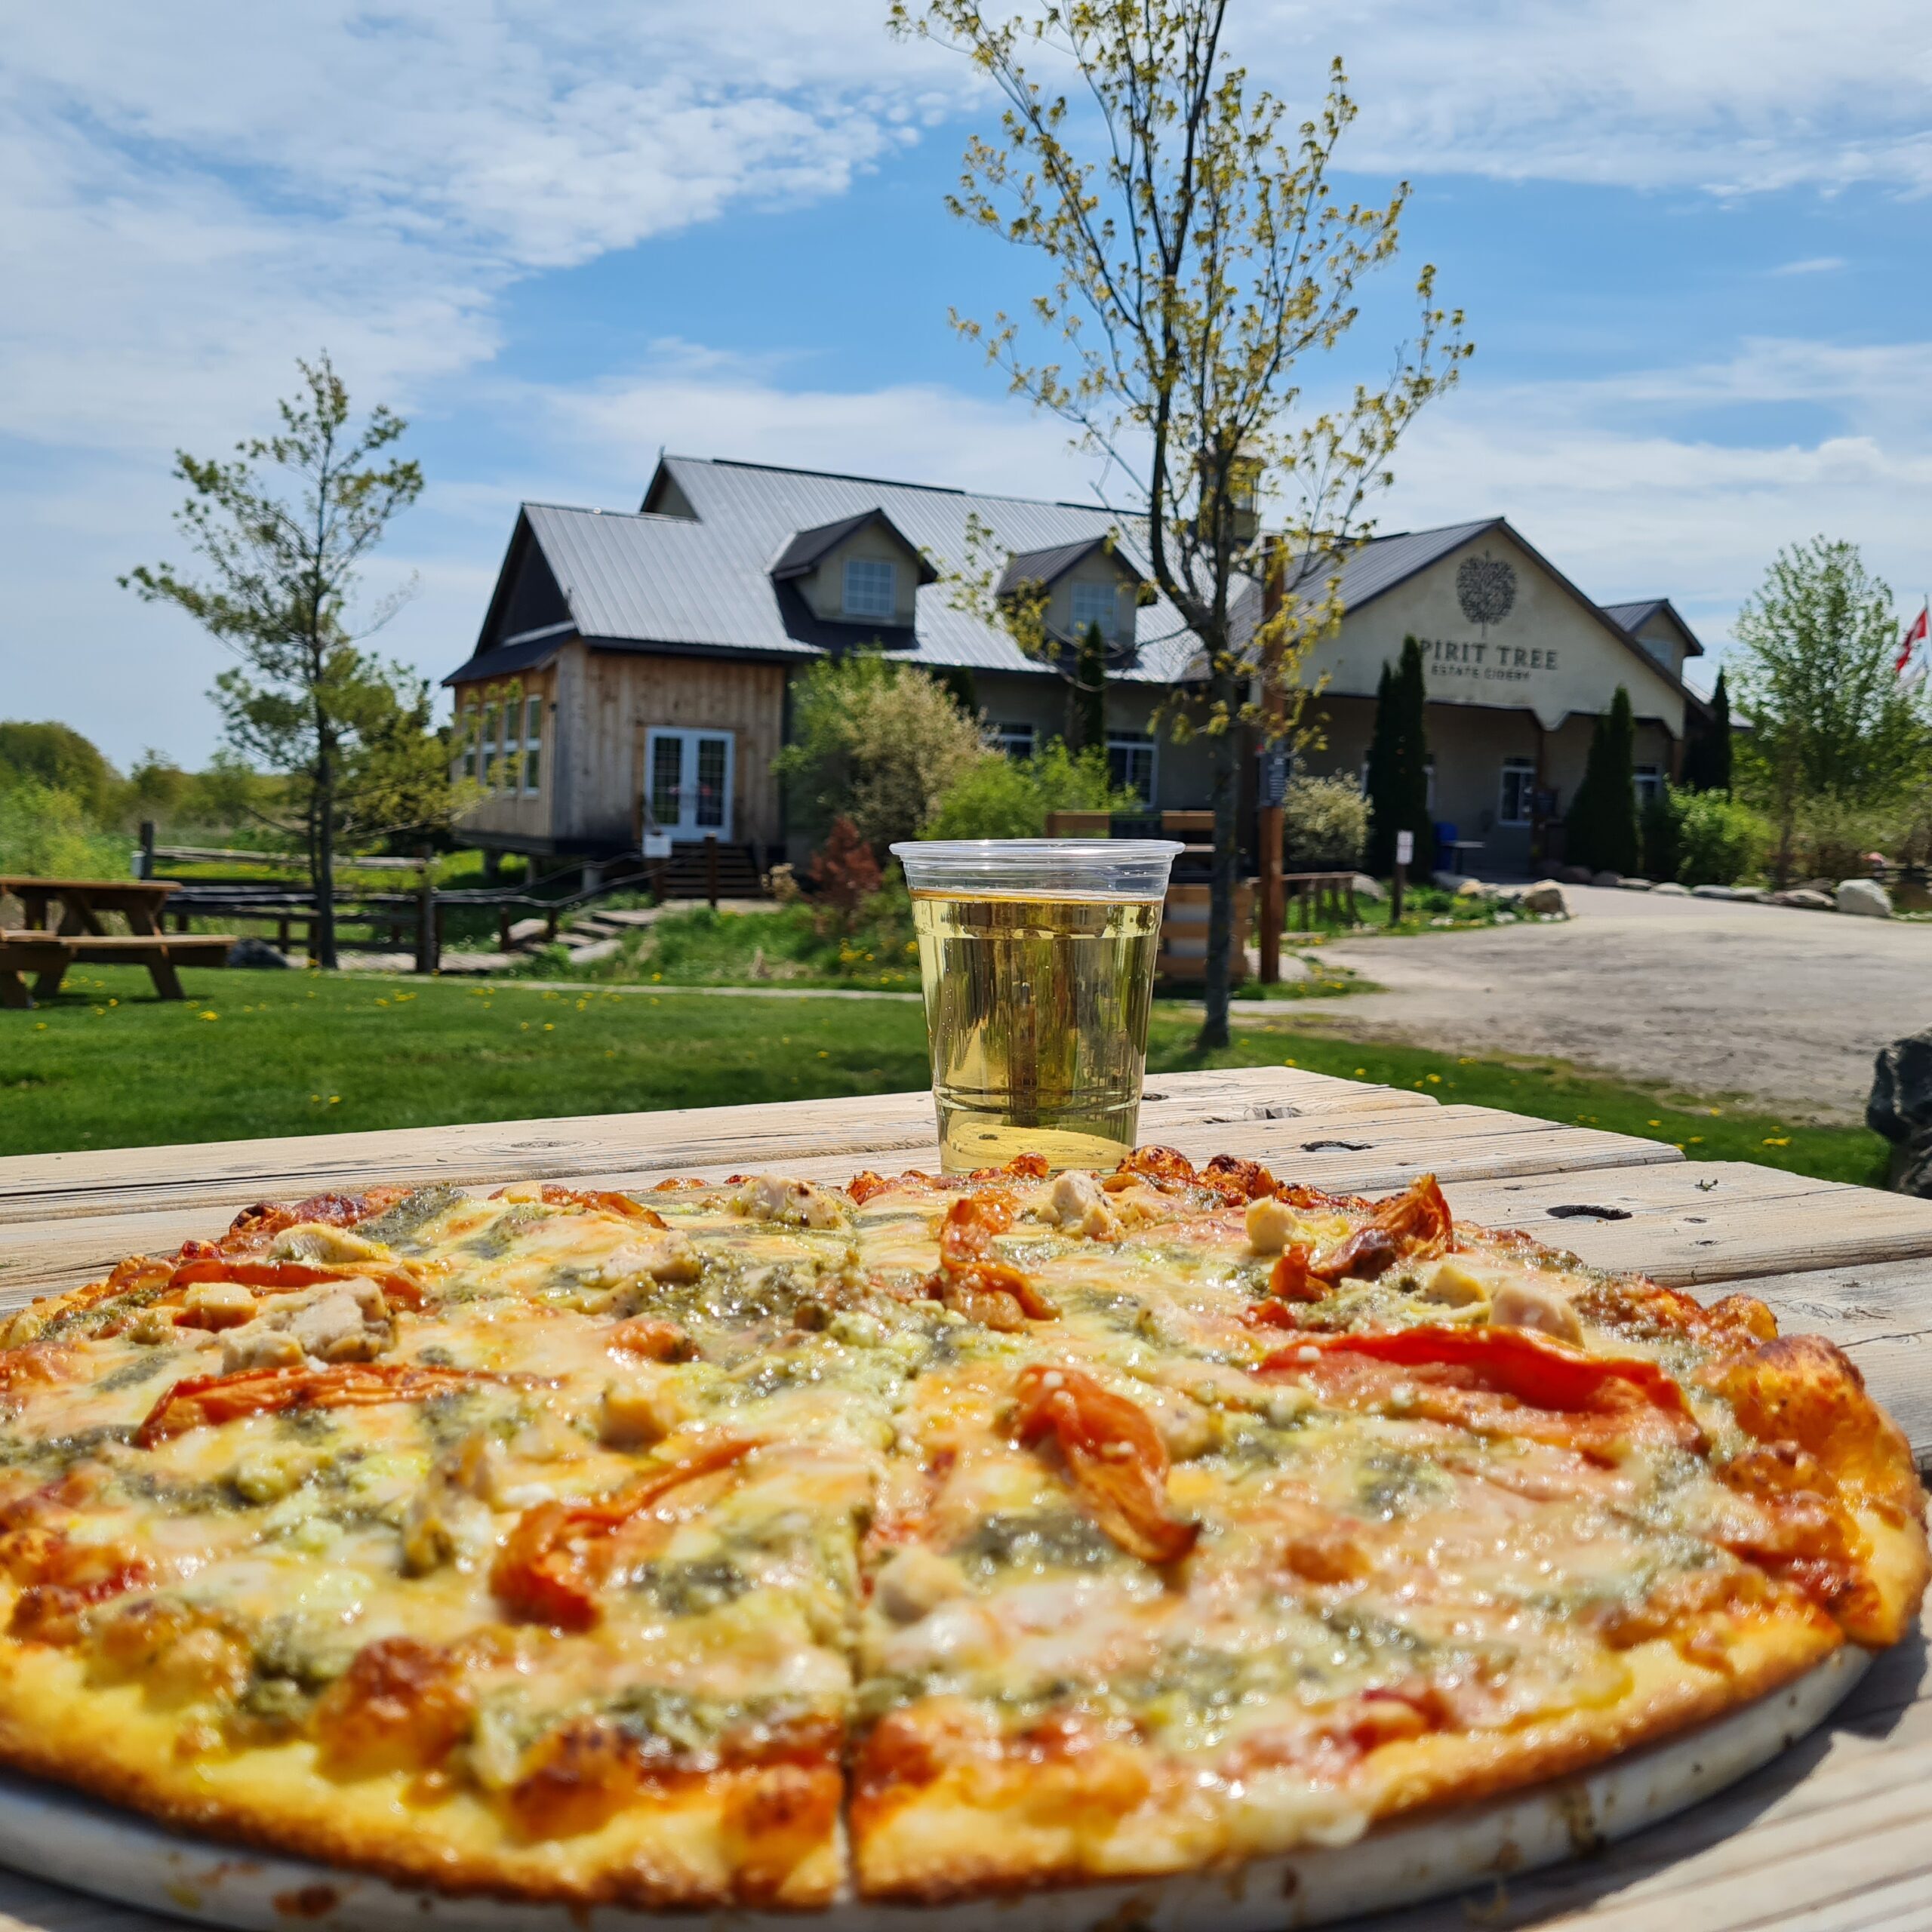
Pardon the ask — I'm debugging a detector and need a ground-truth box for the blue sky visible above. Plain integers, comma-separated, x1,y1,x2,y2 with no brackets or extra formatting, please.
5,0,1931,767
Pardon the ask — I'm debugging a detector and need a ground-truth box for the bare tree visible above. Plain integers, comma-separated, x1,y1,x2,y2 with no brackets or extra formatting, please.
895,0,1469,1044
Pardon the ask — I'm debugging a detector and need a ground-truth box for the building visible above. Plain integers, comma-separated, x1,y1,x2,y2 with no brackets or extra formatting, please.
443,454,1708,877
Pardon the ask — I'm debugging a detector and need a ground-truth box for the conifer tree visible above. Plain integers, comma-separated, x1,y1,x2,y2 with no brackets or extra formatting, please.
1682,668,1733,795
1069,621,1107,754
1367,638,1434,874
1567,686,1641,874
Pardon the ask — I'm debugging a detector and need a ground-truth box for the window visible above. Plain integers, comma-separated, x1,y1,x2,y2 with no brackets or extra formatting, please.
694,735,728,829
1499,757,1537,826
479,703,500,792
649,734,681,829
1107,731,1156,806
842,556,897,620
1069,580,1115,637
1634,764,1662,808
521,694,543,795
993,721,1035,760
457,701,478,782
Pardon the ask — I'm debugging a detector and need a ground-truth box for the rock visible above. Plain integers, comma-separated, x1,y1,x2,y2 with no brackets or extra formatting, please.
1519,879,1568,916
1617,877,1654,891
1494,911,1518,924
1653,881,1690,897
1430,870,1468,891
1429,915,1454,928
564,937,622,965
1729,886,1767,903
1454,877,1487,898
1869,1031,1932,1198
1590,870,1623,888
1351,874,1387,904
226,936,291,970
1837,878,1892,918
1771,888,1834,911
1691,884,1735,900
1801,878,1836,895
1555,864,1593,885
505,916,550,948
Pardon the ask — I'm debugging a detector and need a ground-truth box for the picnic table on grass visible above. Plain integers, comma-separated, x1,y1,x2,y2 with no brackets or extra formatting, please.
0,877,231,1008
0,1066,1927,1930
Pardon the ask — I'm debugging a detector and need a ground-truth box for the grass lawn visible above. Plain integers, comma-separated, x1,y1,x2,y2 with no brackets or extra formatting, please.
0,965,1893,1191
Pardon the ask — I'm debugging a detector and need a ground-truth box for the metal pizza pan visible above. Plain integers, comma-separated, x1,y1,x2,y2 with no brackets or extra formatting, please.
0,1645,1867,1932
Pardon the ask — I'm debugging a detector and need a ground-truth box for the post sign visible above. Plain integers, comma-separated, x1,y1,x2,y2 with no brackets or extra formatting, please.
1395,829,1414,866
1257,745,1289,811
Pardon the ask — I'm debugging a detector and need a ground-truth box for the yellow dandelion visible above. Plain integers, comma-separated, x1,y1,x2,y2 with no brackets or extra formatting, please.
1647,1119,1661,1128
1762,1136,1791,1147
1353,1066,1366,1077
1426,1073,1441,1084
1688,1134,1703,1144
198,1011,219,1021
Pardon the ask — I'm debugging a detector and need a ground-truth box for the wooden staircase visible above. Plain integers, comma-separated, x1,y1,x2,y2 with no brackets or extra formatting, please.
658,841,762,900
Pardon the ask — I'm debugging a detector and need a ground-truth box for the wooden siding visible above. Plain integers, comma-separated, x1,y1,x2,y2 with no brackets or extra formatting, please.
450,667,557,846
555,645,786,851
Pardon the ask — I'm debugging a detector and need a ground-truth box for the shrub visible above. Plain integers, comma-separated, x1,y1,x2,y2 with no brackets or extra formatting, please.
0,721,117,819
1365,640,1433,874
1791,795,1898,881
809,817,883,926
773,654,989,854
1673,791,1770,887
922,740,1129,841
1565,687,1641,875
1641,786,1681,882
1282,774,1367,870
0,780,131,879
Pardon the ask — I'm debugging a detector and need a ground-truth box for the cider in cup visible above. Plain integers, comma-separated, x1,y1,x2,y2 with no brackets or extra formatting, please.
890,839,1183,1172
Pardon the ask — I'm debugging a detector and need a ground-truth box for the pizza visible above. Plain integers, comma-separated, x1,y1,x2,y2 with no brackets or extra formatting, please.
0,1148,1919,1912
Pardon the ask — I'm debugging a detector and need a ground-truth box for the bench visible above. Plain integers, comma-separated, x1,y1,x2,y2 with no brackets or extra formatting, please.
0,931,235,1009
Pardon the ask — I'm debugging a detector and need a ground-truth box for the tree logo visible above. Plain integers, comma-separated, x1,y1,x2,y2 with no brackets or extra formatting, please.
1456,553,1516,633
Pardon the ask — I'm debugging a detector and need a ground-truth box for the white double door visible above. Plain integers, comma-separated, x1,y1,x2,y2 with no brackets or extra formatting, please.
645,728,734,842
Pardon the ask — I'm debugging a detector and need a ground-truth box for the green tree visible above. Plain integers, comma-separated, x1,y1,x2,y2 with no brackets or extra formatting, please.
1566,686,1640,875
1069,620,1107,753
1681,668,1732,795
1366,638,1432,874
924,738,1133,838
773,653,990,855
896,0,1468,1048
0,721,116,819
1730,538,1928,883
122,355,432,968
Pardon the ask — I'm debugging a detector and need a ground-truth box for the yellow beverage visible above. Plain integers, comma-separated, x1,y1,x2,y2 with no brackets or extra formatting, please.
909,891,1162,1172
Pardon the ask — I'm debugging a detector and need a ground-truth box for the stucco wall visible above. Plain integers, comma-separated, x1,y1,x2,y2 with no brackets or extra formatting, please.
1304,528,1687,738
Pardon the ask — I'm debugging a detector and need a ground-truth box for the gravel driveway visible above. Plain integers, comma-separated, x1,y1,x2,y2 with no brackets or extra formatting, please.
1276,886,1932,1122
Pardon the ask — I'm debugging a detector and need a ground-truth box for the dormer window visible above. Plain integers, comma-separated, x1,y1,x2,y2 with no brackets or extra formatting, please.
843,558,897,620
1070,580,1115,637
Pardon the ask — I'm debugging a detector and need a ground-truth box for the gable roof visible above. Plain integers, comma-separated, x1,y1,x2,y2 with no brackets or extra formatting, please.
1600,597,1706,657
995,534,1147,598
449,456,1204,685
769,507,938,584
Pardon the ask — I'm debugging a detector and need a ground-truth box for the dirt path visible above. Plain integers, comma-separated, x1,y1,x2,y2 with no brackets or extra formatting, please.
1272,885,1932,1123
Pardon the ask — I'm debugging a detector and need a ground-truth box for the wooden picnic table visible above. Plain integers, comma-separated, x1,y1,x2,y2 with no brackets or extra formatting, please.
0,878,174,937
0,1066,1927,1930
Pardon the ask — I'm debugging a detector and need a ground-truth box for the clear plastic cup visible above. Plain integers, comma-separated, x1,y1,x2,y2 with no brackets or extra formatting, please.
890,838,1183,1172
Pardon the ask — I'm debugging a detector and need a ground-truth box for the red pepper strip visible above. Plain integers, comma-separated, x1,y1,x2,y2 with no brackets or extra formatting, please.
933,1196,1058,1322
1012,1365,1198,1565
1309,1175,1454,1284
1264,1325,1697,1424
491,1435,761,1630
137,1361,519,1447
489,1184,669,1226
167,1257,426,1310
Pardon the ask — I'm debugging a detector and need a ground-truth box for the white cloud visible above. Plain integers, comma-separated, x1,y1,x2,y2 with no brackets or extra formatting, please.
1772,257,1849,275
1241,0,1932,192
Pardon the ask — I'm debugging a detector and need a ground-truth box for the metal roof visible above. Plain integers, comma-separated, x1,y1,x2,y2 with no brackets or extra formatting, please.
769,508,937,584
1601,597,1706,656
995,536,1147,598
449,461,1694,709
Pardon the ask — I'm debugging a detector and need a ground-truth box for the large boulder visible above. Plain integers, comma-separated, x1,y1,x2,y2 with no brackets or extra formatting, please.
1730,885,1767,903
1837,878,1892,918
226,936,291,970
1519,879,1568,916
1617,876,1654,891
1771,888,1835,911
1869,1032,1932,1198
1590,869,1623,888
1555,864,1593,886
1454,877,1488,899
1653,881,1690,897
1691,883,1735,900
1352,873,1388,905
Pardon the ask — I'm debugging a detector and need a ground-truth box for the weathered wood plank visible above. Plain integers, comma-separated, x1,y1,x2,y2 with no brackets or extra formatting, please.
1443,1162,1932,1287
0,1106,1670,1305
0,1068,1433,1227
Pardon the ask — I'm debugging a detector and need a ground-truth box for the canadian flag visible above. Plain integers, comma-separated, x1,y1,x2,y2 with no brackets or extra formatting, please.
1899,601,1929,675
